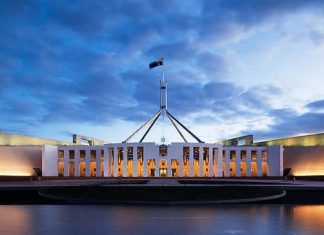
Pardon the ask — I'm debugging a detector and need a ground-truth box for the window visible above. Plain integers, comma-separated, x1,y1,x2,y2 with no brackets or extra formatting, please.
183,147,189,163
203,148,209,162
193,147,199,160
241,150,246,161
159,145,167,157
127,147,133,161
230,150,236,160
251,150,257,161
80,150,85,160
58,150,64,160
69,150,75,160
262,150,267,161
91,150,96,160
137,147,143,165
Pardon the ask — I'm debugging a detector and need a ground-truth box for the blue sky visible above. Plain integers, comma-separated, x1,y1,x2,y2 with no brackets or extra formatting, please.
0,0,323,143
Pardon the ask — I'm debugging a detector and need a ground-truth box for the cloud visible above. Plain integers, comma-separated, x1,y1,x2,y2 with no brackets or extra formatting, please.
307,99,324,111
310,30,324,46
0,0,324,141
245,100,324,140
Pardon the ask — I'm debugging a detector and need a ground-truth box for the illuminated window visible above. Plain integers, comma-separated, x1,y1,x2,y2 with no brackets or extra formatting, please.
101,150,104,160
230,150,236,160
127,147,133,161
251,150,257,161
183,147,189,163
118,148,123,164
241,150,246,161
193,147,199,160
262,150,268,161
58,150,64,161
137,147,143,165
203,148,209,162
80,150,85,160
90,150,96,160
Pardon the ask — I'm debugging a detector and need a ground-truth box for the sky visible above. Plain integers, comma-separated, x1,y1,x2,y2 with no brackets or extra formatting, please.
0,0,324,143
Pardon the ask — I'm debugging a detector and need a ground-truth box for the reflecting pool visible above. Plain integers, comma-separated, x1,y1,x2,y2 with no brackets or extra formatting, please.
0,204,323,235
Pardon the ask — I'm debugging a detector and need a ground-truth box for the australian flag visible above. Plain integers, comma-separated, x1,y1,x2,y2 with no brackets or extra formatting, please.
149,58,163,69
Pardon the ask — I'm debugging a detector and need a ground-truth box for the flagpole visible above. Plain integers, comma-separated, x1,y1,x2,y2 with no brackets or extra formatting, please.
162,58,165,82
161,58,166,143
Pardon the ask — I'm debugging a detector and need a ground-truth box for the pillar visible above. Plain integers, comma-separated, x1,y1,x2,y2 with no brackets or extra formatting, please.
85,149,90,177
217,147,222,177
63,149,69,177
96,149,101,177
75,149,80,177
155,159,159,177
113,147,118,177
209,147,213,177
179,157,184,177
246,149,252,177
104,147,109,177
143,159,147,177
167,159,172,177
189,146,194,177
199,146,203,177
257,149,262,177
236,150,241,177
225,149,230,177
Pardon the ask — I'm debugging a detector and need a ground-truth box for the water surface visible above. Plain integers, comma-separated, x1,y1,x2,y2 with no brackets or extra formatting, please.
0,204,323,235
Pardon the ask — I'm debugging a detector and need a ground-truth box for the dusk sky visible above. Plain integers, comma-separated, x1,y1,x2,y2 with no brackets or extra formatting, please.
0,0,324,143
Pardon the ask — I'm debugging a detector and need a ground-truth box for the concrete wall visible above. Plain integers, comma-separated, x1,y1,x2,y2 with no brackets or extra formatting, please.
0,146,42,176
42,145,58,176
268,145,284,176
283,146,324,176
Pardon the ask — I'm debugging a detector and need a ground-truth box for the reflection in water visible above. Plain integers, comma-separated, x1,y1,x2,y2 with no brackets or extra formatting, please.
0,204,324,235
293,205,324,231
0,206,31,234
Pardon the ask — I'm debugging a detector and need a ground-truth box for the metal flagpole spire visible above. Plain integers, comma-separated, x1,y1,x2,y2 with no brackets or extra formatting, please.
122,58,204,143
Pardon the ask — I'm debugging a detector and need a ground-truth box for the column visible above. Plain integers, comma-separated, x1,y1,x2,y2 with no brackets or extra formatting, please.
225,149,230,177
199,147,203,177
123,147,127,177
143,159,147,177
179,157,184,177
154,159,158,177
75,149,80,177
133,147,138,177
63,149,69,177
209,147,213,177
189,146,194,177
96,150,101,177
257,149,262,177
236,150,241,177
167,159,172,177
246,150,252,177
85,149,90,177
217,147,223,177
104,147,109,177
113,147,118,177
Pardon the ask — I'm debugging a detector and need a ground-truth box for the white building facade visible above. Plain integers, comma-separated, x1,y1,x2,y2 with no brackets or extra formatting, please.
42,143,283,177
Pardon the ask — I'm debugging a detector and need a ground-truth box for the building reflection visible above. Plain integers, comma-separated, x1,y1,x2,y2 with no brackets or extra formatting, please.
292,205,324,230
0,206,31,234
